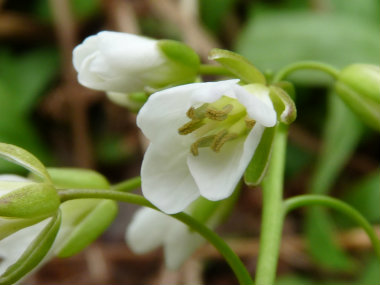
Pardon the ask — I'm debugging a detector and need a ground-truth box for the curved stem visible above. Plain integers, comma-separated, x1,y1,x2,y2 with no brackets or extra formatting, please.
112,176,141,192
255,124,288,285
58,189,253,285
273,61,340,83
199,64,235,77
283,194,380,260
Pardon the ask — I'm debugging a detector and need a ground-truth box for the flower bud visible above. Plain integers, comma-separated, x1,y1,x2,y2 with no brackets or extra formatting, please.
73,31,200,94
335,64,380,131
0,176,59,219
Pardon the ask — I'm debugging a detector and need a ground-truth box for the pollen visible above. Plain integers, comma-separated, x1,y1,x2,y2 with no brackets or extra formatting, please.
178,119,205,135
205,104,233,121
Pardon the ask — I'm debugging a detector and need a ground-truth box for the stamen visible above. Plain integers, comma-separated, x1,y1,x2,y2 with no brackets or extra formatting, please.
205,104,233,121
178,119,205,135
211,130,238,152
245,118,256,129
186,104,208,119
190,135,215,156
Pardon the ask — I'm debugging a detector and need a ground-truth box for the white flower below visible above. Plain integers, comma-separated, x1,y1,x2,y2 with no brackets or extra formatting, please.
126,208,204,269
137,80,277,214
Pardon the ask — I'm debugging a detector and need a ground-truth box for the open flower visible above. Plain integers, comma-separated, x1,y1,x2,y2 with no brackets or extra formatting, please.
73,31,199,93
137,79,277,214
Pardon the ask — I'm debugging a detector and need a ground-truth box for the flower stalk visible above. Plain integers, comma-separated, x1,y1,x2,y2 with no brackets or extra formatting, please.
255,123,288,285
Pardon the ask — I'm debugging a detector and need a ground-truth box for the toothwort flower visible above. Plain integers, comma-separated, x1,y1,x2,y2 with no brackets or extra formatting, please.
137,80,277,214
73,31,199,93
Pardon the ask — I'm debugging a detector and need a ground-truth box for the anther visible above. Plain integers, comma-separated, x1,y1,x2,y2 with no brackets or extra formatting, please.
178,119,205,135
211,130,238,152
190,135,215,156
205,104,233,121
186,104,208,119
245,118,256,129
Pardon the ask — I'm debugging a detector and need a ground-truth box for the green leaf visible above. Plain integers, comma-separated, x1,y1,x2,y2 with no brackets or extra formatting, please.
0,183,59,219
305,94,364,270
236,11,379,85
244,126,276,185
55,199,118,258
0,143,51,182
0,211,61,285
209,48,266,84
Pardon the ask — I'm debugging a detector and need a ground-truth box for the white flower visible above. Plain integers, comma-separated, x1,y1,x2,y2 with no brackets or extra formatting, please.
73,31,199,93
126,207,205,269
0,174,50,276
137,79,277,214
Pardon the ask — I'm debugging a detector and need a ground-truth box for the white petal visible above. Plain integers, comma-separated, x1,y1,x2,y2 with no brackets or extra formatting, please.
137,82,204,148
72,34,98,71
187,124,265,200
141,144,199,214
189,80,240,105
0,218,50,275
234,84,277,127
126,208,171,254
97,31,164,72
164,221,204,269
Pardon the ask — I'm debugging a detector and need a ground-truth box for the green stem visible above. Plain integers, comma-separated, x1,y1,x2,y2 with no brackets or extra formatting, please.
58,189,253,285
112,176,141,192
283,194,380,260
255,124,288,285
273,61,340,83
199,64,234,77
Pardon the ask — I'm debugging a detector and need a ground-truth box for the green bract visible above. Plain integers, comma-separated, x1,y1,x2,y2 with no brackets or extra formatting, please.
335,64,380,132
209,48,266,85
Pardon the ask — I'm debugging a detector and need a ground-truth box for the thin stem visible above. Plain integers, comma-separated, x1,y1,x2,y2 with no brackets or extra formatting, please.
198,64,235,77
58,189,253,285
255,124,288,285
112,176,141,192
273,61,340,83
283,194,380,260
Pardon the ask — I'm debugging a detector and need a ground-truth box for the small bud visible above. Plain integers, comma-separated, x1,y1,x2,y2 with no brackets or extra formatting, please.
269,83,297,125
0,182,59,219
335,64,380,131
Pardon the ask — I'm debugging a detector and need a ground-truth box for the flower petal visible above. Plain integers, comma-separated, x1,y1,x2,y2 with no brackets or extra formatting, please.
187,124,265,200
126,208,171,254
0,219,49,275
137,83,203,148
164,222,204,269
189,79,240,104
141,144,199,214
97,31,164,72
72,35,98,71
234,84,277,127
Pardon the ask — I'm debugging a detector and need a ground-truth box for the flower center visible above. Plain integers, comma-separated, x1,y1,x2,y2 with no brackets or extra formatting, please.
178,96,255,156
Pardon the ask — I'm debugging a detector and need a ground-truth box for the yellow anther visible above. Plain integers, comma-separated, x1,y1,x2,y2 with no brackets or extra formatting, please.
178,119,205,135
190,135,215,156
205,104,233,121
211,130,238,152
245,118,256,129
186,104,208,119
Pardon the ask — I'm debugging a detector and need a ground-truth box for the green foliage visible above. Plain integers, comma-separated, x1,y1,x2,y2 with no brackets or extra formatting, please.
199,0,236,34
236,11,379,85
0,48,59,173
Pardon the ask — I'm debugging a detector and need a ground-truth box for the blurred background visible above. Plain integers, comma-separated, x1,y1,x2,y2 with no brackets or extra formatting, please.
0,0,379,284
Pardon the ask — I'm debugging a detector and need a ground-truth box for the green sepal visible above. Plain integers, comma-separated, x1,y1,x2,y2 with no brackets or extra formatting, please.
0,211,61,285
55,199,118,258
44,167,110,189
0,143,51,183
269,84,297,125
0,183,59,218
158,40,200,72
244,126,276,186
334,81,380,132
209,48,266,84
